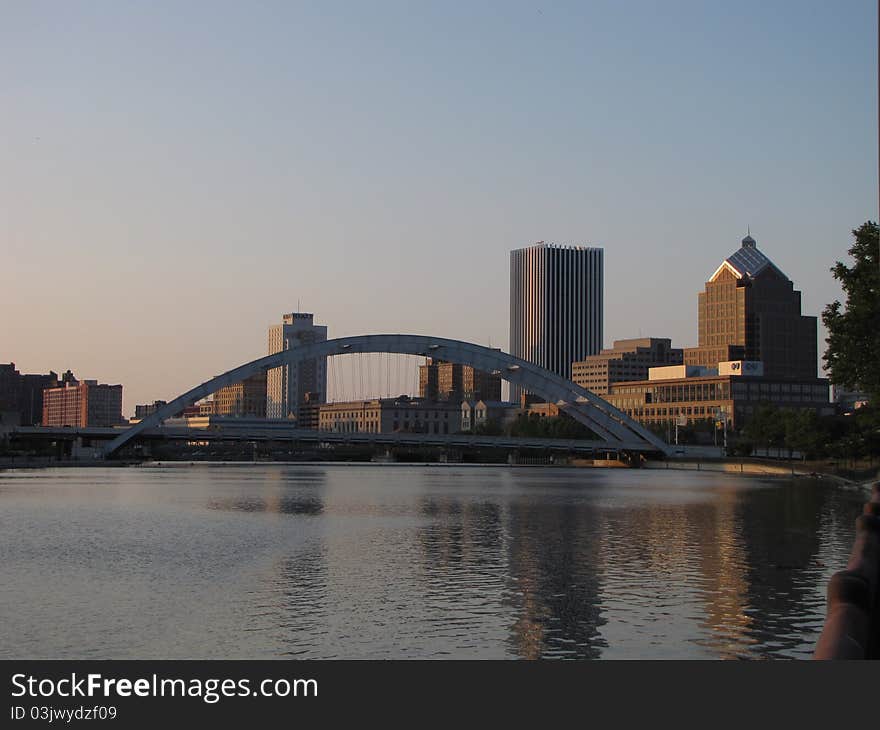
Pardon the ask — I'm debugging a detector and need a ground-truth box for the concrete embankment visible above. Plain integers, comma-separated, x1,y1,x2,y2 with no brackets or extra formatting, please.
0,457,132,470
644,458,876,485
645,459,800,477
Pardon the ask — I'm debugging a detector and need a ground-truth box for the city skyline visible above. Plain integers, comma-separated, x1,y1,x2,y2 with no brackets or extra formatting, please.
2,1,876,413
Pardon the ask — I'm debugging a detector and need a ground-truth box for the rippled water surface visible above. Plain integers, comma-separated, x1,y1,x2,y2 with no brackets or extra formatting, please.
0,464,866,659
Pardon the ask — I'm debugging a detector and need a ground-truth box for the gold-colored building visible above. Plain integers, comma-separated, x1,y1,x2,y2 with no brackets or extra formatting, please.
590,234,828,432
686,233,817,379
211,372,267,418
606,373,830,430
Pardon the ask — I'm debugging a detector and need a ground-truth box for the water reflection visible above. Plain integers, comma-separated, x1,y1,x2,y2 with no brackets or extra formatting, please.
504,499,605,659
735,481,834,658
0,466,866,659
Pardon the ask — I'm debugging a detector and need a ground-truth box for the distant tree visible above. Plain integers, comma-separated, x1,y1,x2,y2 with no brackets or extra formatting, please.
742,403,785,455
782,409,824,460
507,413,595,440
473,418,503,436
822,221,880,401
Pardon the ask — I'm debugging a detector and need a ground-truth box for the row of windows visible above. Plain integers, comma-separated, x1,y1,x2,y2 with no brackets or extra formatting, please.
621,404,728,418
320,421,453,435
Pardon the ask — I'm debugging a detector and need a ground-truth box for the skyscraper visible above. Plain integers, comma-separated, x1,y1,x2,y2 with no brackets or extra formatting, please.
266,312,328,421
509,243,603,399
685,233,817,379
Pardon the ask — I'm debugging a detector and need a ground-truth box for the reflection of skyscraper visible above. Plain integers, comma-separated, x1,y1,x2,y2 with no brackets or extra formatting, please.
266,313,328,421
504,499,606,659
509,243,603,400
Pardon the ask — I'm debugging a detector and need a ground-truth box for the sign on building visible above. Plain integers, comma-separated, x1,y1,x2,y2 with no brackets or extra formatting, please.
718,360,764,377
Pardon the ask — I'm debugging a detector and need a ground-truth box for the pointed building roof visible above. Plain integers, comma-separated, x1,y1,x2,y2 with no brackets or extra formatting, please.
709,233,787,282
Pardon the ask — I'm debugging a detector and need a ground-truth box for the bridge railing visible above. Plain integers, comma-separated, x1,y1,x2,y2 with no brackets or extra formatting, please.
814,481,880,659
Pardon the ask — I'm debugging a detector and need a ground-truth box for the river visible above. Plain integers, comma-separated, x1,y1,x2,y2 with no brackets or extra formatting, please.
0,464,865,659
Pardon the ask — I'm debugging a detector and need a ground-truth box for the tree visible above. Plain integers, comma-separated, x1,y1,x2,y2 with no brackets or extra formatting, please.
741,402,785,455
822,221,880,402
782,408,824,460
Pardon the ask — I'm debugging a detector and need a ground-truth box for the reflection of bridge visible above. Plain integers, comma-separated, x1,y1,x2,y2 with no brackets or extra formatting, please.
102,334,670,458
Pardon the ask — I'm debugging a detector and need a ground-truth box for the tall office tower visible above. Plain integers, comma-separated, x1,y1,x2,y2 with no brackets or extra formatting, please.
266,313,328,421
509,242,603,400
685,233,817,379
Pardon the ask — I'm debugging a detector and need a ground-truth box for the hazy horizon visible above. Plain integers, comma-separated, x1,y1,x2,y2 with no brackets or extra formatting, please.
2,1,877,415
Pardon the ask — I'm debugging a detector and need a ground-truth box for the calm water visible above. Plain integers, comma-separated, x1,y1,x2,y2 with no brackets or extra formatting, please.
0,464,866,659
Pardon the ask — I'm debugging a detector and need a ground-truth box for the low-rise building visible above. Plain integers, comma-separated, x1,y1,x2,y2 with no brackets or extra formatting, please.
460,400,520,432
605,362,830,431
134,400,167,420
319,397,461,435
572,338,683,395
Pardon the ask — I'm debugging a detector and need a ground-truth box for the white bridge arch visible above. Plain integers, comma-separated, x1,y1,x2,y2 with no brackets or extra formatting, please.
104,334,669,457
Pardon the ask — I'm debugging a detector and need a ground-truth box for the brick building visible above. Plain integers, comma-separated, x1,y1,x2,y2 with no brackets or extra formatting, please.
42,379,124,427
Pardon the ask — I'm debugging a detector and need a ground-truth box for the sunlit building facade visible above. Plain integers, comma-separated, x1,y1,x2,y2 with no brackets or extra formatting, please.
266,312,328,422
42,379,124,427
686,233,817,379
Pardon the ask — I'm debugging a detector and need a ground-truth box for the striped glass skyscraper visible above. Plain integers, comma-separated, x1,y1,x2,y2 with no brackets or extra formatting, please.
509,243,603,399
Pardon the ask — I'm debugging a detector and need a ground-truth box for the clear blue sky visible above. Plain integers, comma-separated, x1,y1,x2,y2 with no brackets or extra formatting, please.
1,0,877,413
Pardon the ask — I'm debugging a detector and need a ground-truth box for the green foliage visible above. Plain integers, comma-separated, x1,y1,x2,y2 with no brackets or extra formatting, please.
507,413,596,440
736,402,878,461
822,221,880,401
472,419,503,436
741,402,785,452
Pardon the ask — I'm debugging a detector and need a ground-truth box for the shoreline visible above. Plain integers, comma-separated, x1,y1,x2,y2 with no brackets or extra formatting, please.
1,456,875,487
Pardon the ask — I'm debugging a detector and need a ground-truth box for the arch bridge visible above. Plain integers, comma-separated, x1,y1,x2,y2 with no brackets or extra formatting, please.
103,334,670,458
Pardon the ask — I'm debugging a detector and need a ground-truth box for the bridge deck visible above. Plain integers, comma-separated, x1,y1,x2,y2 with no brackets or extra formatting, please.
10,425,662,454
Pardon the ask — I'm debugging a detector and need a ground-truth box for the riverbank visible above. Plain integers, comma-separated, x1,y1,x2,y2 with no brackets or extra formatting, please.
645,457,877,486
2,455,875,489
0,457,138,470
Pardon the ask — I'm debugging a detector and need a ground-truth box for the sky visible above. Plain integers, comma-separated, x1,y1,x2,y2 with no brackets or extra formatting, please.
1,0,877,415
